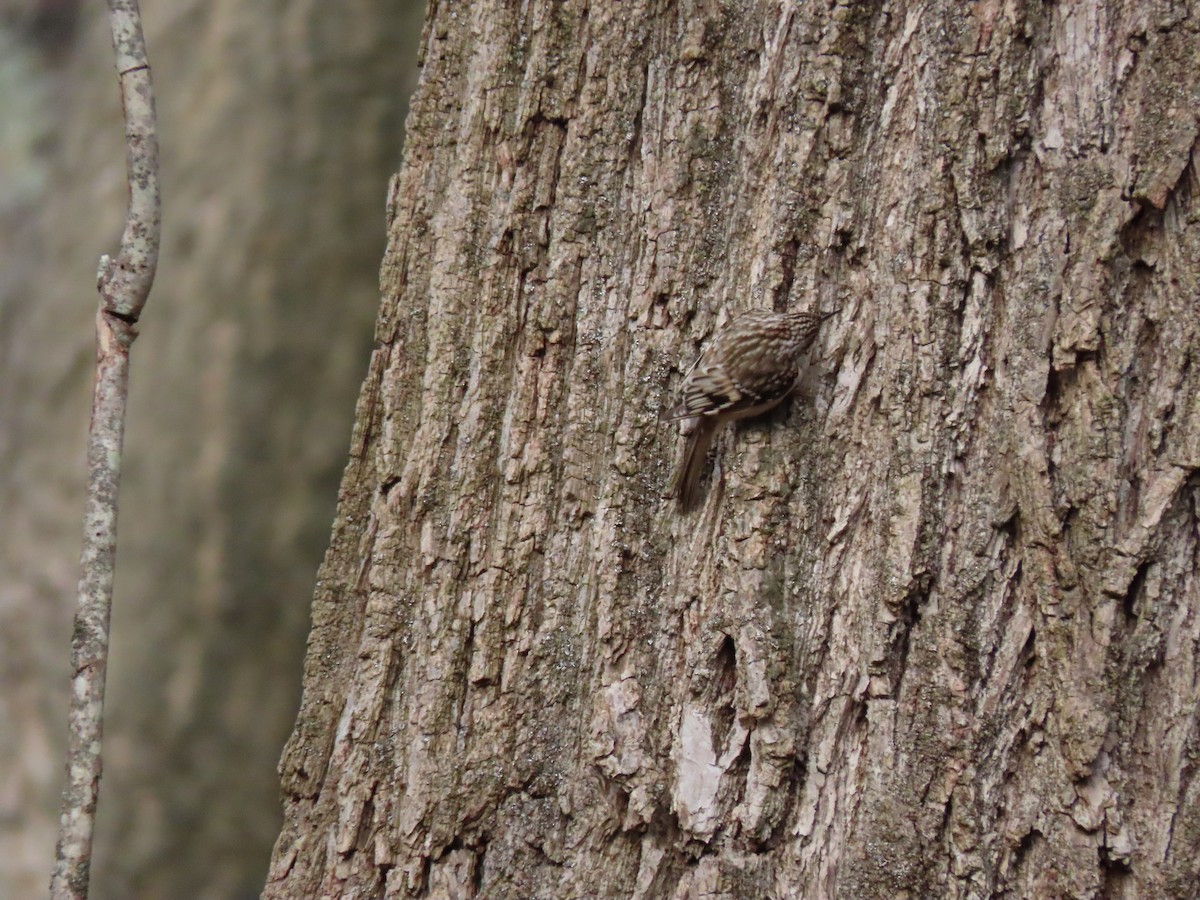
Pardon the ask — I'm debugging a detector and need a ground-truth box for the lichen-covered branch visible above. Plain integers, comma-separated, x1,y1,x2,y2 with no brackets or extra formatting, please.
50,2,160,897
97,0,161,323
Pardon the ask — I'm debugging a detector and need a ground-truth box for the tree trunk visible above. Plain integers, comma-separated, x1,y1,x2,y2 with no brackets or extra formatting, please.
267,1,1200,897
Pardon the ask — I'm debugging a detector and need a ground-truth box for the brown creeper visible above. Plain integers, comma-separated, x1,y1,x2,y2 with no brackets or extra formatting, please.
665,308,836,511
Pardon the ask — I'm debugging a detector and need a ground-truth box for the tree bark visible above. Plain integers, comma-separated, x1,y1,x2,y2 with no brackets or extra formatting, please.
268,1,1200,897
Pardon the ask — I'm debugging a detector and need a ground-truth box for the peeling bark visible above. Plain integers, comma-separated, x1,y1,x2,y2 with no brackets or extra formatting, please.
269,1,1200,897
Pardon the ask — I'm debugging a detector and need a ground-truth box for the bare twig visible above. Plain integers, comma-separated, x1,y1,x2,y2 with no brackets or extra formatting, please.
50,1,160,897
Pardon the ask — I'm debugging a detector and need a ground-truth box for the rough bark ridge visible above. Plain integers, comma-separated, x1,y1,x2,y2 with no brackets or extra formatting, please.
269,1,1200,897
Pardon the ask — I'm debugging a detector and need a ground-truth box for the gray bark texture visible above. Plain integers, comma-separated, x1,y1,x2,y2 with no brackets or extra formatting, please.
0,2,420,896
268,1,1200,898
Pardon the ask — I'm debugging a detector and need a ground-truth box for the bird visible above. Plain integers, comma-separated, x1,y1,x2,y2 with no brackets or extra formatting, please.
664,308,836,511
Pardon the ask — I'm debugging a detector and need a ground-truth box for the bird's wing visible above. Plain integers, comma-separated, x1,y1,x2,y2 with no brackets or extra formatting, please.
663,363,750,421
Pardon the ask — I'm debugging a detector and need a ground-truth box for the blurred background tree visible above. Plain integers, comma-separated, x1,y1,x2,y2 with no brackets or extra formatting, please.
0,2,424,896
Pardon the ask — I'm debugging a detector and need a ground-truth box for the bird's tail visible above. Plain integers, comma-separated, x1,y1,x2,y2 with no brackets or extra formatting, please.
670,418,716,513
